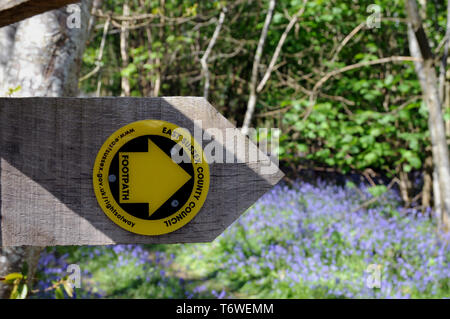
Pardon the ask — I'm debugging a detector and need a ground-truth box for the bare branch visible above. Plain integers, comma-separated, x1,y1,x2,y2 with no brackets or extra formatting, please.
255,105,293,117
256,0,307,93
330,17,409,64
209,43,246,62
350,178,398,213
329,22,366,63
79,16,110,83
304,55,422,120
200,7,227,100
120,1,131,97
93,9,198,25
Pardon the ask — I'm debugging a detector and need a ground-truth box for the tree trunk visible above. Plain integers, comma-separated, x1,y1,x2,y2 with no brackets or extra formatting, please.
440,0,450,136
0,2,92,96
153,0,166,98
0,24,17,89
399,170,412,207
405,0,450,231
446,74,450,135
422,156,433,213
407,24,443,225
0,0,93,298
120,0,130,96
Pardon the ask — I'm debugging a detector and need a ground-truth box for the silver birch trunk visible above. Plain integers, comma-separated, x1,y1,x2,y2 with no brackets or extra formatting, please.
406,0,450,231
241,0,276,135
0,0,93,298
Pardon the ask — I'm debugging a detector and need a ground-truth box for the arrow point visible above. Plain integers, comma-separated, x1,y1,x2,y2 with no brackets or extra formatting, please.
148,204,153,217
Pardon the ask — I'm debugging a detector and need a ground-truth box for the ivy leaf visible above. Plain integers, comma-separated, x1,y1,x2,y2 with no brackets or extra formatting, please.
296,144,308,153
55,286,65,299
3,273,24,284
384,74,394,86
63,281,74,298
21,261,29,277
346,181,356,189
120,64,137,78
407,154,422,169
17,283,28,299
363,152,377,165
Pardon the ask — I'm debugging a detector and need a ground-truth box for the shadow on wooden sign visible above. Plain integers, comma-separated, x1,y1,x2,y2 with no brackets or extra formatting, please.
0,97,283,246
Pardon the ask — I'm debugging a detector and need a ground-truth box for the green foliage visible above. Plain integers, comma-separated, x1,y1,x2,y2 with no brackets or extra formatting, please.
0,262,28,299
6,85,21,96
367,185,388,197
274,0,446,179
0,263,76,299
79,0,449,198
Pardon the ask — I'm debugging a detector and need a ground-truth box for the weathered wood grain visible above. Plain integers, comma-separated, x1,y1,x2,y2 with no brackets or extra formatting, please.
0,97,284,246
0,0,79,28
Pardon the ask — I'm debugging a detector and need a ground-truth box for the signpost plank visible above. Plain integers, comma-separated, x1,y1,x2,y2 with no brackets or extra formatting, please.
0,97,283,246
0,0,79,28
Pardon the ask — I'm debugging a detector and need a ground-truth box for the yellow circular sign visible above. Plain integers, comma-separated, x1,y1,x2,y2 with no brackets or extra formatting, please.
93,120,210,235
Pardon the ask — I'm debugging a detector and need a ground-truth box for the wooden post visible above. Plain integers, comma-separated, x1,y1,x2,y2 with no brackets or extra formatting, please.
0,97,283,246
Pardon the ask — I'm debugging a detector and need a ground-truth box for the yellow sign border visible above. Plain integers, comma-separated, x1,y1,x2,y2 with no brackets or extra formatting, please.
92,120,210,236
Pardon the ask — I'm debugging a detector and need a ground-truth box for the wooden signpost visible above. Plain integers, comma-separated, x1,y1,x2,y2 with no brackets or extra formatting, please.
0,97,283,246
